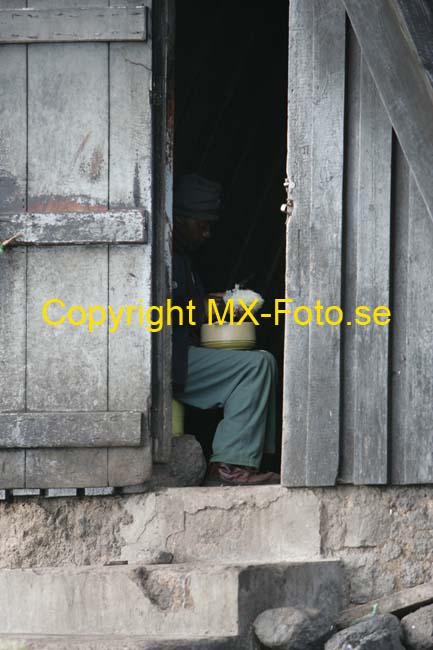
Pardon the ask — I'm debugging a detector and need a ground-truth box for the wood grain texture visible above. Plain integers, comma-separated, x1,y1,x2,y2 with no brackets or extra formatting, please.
305,0,345,486
0,6,147,43
0,43,26,211
108,436,152,486
109,34,152,210
0,450,25,488
396,0,433,86
352,57,392,484
27,42,109,211
281,0,314,486
392,173,433,483
342,0,433,222
26,448,108,488
0,412,141,447
340,26,362,483
108,245,152,414
0,248,26,412
391,140,410,484
0,210,148,244
26,246,108,412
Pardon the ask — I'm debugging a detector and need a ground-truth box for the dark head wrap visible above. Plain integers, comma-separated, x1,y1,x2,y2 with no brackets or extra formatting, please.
174,173,222,221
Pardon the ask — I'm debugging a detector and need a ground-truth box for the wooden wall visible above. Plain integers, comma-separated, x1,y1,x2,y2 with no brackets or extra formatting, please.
0,0,154,490
283,0,433,486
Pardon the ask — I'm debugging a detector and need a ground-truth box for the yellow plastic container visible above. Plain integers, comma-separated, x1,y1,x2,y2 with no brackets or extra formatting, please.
172,399,185,437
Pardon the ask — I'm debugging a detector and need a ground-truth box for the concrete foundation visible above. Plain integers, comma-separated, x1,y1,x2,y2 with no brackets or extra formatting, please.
1,485,432,606
0,561,343,637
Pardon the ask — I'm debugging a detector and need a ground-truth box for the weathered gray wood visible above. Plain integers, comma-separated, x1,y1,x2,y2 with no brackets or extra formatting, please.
46,488,77,497
342,0,433,223
352,57,392,484
281,0,314,486
391,141,411,484
0,412,141,447
0,450,25,488
0,248,26,412
0,39,27,416
0,210,148,244
28,42,108,211
26,449,108,488
337,581,433,629
108,441,152,486
150,0,175,464
109,33,152,210
396,0,433,86
12,488,40,496
305,0,345,486
84,487,115,496
0,43,26,211
26,246,108,411
0,6,148,43
107,3,154,481
108,246,152,415
283,0,345,486
392,173,433,483
340,26,362,483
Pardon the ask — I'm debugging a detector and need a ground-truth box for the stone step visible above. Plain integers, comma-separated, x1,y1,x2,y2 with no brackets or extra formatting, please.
0,634,244,650
0,561,344,638
119,485,321,564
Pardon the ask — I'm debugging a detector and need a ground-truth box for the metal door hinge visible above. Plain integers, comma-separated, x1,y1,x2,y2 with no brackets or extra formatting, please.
280,177,295,219
150,77,164,106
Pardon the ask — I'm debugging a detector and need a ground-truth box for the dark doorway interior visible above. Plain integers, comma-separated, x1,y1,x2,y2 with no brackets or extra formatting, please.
174,0,288,471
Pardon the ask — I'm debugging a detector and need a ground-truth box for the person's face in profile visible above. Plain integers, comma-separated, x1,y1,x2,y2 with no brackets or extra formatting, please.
175,215,213,251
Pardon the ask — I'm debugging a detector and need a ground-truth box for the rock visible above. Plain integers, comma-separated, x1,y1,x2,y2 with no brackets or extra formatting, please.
401,603,433,650
253,606,335,650
325,614,405,650
150,435,207,488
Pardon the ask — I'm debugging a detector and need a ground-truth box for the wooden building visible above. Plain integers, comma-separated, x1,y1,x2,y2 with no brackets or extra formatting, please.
0,0,432,492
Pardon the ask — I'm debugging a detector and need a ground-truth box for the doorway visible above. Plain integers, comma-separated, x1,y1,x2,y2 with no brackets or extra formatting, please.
173,0,289,472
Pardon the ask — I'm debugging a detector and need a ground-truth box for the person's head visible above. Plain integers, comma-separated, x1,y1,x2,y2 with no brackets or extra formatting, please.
173,174,222,251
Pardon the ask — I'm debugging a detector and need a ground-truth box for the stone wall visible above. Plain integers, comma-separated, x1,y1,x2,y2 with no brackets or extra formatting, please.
318,486,433,605
2,485,433,606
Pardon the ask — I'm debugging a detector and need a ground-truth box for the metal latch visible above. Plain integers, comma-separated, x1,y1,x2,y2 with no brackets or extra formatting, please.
280,177,295,219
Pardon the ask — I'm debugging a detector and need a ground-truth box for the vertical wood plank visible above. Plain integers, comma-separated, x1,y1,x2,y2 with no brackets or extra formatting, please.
0,43,26,212
0,21,27,418
108,245,152,415
340,25,362,483
108,2,153,480
0,248,26,411
26,246,108,412
391,139,410,484
108,10,152,411
392,172,433,483
351,57,392,484
282,0,314,486
305,0,345,485
27,3,109,211
109,34,152,210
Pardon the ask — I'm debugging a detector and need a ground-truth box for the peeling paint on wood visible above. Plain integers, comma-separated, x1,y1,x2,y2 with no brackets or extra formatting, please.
0,210,148,244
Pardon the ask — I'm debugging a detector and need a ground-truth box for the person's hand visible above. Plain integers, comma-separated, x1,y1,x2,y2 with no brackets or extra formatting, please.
206,293,226,322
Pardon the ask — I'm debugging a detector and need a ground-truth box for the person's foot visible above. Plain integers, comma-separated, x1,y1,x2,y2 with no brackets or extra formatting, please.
203,462,280,486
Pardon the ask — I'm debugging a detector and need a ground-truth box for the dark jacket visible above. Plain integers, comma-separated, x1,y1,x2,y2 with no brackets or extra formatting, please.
172,248,206,392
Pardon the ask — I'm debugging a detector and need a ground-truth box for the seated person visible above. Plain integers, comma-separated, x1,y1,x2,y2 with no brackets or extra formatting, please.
172,173,280,486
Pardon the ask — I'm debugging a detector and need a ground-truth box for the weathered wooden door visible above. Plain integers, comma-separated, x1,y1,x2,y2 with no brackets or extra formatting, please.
0,1,155,490
282,0,433,486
